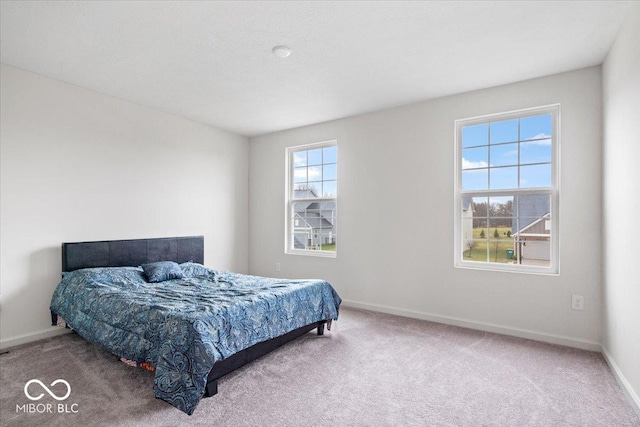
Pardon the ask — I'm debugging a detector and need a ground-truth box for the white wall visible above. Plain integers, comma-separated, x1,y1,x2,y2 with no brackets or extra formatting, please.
602,4,640,410
0,64,249,348
249,67,603,349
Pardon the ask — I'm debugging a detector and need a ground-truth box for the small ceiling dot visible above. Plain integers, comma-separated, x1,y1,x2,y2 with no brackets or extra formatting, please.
272,45,292,58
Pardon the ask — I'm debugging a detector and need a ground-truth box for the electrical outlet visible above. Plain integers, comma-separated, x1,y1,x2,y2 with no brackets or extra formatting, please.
572,295,584,311
275,262,281,272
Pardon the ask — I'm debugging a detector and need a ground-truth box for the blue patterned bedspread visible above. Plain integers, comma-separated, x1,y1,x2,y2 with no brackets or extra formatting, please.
50,265,341,414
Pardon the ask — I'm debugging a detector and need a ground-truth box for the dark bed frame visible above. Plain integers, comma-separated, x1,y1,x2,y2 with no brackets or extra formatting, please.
51,235,327,398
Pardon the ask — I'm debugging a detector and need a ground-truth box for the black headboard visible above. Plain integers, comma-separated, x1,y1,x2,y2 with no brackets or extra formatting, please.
62,236,204,272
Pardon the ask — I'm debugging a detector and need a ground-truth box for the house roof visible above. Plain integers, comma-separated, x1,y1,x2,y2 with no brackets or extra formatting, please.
516,213,551,235
512,195,550,234
462,197,474,211
295,212,333,229
294,188,319,199
293,193,336,228
293,200,336,212
293,185,336,229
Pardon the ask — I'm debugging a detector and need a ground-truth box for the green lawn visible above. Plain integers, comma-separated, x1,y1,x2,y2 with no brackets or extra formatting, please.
464,227,515,263
321,244,336,251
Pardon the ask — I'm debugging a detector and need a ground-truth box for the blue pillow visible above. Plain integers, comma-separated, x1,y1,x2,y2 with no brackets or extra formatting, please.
141,261,184,283
179,262,211,278
64,267,147,285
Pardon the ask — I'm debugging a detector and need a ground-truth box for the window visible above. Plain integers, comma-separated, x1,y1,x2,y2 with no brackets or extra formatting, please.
286,141,337,257
454,105,559,273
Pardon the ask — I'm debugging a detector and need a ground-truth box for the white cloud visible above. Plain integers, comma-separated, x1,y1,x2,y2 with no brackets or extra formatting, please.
462,158,488,169
293,153,306,167
522,134,551,146
293,167,322,180
308,168,322,179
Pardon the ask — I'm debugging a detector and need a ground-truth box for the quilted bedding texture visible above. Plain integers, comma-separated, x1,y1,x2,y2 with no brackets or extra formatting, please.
50,265,341,414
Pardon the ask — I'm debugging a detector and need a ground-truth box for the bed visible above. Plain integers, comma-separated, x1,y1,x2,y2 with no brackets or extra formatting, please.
49,236,341,415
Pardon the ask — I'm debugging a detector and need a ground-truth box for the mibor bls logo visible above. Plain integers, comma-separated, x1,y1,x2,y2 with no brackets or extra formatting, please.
16,379,79,414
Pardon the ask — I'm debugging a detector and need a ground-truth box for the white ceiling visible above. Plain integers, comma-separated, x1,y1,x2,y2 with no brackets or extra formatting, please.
0,1,633,137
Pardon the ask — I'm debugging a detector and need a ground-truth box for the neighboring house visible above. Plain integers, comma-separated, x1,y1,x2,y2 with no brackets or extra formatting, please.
512,195,551,261
461,197,474,253
292,188,336,250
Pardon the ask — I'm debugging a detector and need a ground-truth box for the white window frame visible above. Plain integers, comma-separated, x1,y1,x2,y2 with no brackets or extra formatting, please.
454,105,560,274
285,140,337,258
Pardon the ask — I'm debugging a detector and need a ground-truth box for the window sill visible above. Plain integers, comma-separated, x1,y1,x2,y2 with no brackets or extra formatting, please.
455,261,558,275
286,249,337,258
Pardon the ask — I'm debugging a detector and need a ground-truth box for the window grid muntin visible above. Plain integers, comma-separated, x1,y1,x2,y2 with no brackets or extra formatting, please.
291,146,337,199
461,116,552,191
287,141,337,256
462,192,552,264
455,105,559,273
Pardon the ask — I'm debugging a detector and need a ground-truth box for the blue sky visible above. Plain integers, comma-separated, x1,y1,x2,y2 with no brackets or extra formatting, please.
293,146,337,197
462,114,552,190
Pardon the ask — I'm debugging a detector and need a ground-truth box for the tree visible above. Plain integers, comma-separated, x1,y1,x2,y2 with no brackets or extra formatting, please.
480,229,485,239
473,202,488,228
464,240,475,258
493,228,499,239
507,230,511,238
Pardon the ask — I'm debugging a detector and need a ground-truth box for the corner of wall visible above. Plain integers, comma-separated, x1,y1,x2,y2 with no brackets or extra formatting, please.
601,345,640,417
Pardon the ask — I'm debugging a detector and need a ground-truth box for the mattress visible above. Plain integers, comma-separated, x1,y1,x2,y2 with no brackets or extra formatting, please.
50,264,341,414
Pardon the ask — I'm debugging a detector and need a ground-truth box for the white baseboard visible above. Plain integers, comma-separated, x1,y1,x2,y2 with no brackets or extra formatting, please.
341,299,601,352
601,345,640,418
0,327,72,350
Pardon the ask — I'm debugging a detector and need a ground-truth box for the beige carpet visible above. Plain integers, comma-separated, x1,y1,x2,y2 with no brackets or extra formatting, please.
1,307,638,426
